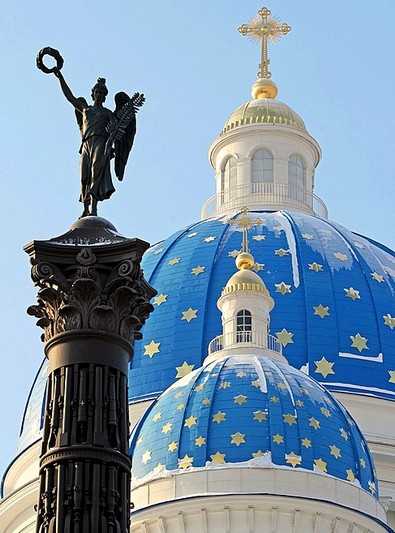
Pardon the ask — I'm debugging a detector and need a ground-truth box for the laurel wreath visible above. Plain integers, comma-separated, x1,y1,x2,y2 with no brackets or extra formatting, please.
36,47,64,74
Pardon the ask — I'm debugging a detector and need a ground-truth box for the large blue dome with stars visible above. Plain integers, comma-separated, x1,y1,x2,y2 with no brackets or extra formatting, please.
130,209,395,403
130,353,378,497
15,209,395,455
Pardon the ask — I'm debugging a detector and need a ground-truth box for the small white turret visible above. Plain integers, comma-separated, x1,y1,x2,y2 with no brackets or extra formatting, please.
201,7,325,220
206,209,286,364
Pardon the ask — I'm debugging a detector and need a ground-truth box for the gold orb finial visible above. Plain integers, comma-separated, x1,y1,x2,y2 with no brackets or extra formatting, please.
236,251,255,270
251,78,278,99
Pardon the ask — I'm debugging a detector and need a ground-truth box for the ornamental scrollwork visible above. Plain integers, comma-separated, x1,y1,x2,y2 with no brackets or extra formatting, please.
27,249,154,344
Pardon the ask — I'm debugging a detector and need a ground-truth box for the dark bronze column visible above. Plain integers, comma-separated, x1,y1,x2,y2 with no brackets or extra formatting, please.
25,217,156,533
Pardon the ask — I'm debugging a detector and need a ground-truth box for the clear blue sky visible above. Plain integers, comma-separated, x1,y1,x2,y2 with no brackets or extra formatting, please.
1,1,394,478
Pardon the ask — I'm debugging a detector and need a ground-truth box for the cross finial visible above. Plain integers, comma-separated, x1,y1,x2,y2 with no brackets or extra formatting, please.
229,207,262,253
238,7,291,80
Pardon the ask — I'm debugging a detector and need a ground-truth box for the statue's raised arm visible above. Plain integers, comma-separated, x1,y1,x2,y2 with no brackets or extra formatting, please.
36,47,145,218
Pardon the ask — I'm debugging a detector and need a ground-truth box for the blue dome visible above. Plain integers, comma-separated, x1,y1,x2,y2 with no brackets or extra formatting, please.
130,210,395,402
130,354,378,497
16,209,395,455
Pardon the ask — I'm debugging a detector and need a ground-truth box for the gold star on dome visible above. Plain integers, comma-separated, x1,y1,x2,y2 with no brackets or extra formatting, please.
252,262,265,272
195,436,206,447
236,371,247,378
144,340,161,358
344,287,360,300
162,422,172,435
252,450,267,458
296,400,304,407
153,247,164,255
154,462,164,471
313,304,330,319
136,435,143,446
203,236,216,243
314,458,327,473
184,416,197,428
360,458,366,468
320,407,331,418
353,241,364,249
178,454,193,469
388,371,395,384
334,252,348,261
234,394,247,405
187,232,198,238
251,379,261,388
275,282,291,295
368,480,376,495
301,438,312,448
346,469,356,482
228,250,240,258
273,434,284,444
202,398,211,405
253,235,265,241
175,361,195,378
276,329,294,347
152,412,162,422
213,411,226,424
350,333,368,352
211,451,226,464
191,266,205,276
384,314,395,329
253,410,267,422
181,308,198,323
174,391,184,399
194,383,205,392
275,248,290,257
314,357,335,378
219,381,231,389
168,257,181,266
142,450,152,464
302,234,315,240
340,428,349,441
308,262,323,272
231,432,246,446
286,452,302,468
309,417,320,430
371,271,384,282
270,396,279,403
330,445,341,459
299,387,309,395
168,441,178,452
283,413,297,426
177,403,185,410
277,382,287,390
153,293,168,306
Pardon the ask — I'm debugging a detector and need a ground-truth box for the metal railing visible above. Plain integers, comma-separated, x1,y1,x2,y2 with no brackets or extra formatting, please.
208,331,282,355
201,183,328,219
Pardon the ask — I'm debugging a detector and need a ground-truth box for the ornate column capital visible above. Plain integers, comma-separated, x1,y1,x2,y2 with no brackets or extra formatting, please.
24,217,156,353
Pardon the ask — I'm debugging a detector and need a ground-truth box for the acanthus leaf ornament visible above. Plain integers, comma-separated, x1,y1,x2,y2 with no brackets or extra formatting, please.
25,230,156,348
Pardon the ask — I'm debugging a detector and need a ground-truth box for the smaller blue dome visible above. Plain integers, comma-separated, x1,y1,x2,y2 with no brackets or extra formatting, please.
130,354,378,497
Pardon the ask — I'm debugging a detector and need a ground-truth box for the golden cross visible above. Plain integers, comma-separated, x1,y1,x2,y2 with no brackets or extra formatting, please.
238,7,291,79
229,207,262,253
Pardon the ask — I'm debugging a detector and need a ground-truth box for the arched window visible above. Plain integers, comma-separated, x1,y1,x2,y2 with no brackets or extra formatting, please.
288,154,305,190
251,149,273,185
221,157,237,192
236,309,252,342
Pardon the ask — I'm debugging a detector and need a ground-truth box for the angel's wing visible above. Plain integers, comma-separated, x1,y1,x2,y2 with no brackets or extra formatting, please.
108,92,146,181
74,97,88,133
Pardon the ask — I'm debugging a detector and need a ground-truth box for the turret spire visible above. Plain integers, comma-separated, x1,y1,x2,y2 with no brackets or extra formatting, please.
238,7,291,99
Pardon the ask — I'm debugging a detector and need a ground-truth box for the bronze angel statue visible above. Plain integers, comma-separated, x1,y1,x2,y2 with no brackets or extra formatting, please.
37,47,145,217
